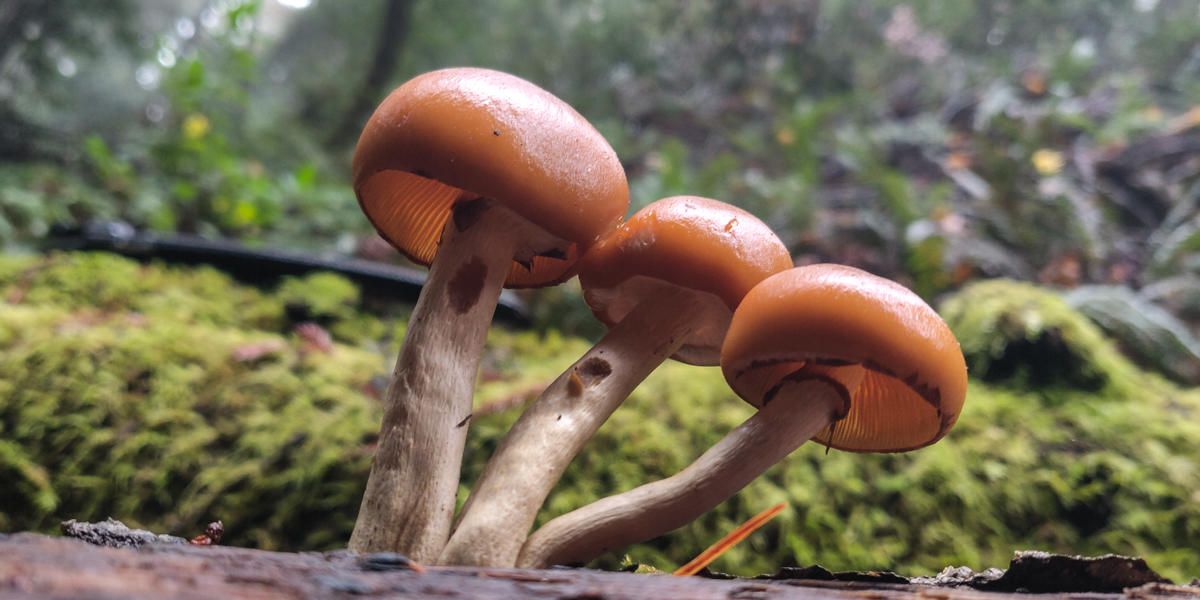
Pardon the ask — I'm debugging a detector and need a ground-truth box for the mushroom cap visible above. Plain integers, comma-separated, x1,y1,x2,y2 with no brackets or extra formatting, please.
352,67,629,288
579,196,793,365
721,264,968,452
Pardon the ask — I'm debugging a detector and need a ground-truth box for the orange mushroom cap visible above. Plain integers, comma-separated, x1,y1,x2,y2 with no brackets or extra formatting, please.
579,196,793,365
352,67,629,288
721,264,968,452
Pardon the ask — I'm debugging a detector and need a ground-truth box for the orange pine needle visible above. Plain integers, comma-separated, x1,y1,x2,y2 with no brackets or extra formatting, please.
672,502,786,576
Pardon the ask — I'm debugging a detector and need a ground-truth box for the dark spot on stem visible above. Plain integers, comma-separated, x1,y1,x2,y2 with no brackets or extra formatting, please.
577,357,612,385
448,257,487,314
493,129,500,136
456,414,472,428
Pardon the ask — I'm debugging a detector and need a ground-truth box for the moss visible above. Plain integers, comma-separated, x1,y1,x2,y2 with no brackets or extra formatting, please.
547,367,1200,580
939,279,1148,397
0,252,283,330
2,253,1198,581
0,300,381,549
276,272,360,323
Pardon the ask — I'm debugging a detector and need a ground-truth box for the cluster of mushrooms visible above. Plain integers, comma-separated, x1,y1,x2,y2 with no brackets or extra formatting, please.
347,67,969,569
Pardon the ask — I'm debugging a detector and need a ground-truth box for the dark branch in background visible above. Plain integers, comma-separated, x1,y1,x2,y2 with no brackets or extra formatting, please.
0,1,59,161
325,0,415,150
0,105,70,163
0,0,35,64
45,220,533,326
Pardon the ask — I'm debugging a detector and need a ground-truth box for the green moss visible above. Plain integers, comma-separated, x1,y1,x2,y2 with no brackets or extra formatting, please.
276,271,360,322
0,300,381,549
1,254,1198,581
542,365,1199,580
0,252,283,330
940,279,1148,397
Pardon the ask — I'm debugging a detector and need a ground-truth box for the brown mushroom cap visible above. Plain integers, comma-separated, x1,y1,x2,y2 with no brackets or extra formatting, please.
579,196,793,365
721,264,968,452
352,67,629,287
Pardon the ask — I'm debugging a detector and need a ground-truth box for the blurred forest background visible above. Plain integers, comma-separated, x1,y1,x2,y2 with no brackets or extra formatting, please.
2,0,1200,581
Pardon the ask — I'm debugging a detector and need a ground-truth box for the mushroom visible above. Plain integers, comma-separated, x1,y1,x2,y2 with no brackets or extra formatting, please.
438,196,793,566
348,68,628,560
516,264,968,568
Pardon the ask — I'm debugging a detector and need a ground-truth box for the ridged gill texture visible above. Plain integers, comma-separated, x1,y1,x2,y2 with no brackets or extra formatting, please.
352,67,629,288
578,196,794,365
358,171,582,287
721,264,968,452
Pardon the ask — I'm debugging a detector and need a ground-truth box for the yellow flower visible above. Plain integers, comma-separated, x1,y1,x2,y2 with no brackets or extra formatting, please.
944,151,970,170
182,113,211,140
233,201,258,226
1031,149,1064,175
775,127,796,147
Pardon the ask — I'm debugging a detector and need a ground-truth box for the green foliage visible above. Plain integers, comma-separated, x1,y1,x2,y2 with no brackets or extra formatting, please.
6,2,1200,331
2,253,1199,582
74,116,357,244
1065,285,1200,385
0,164,118,249
0,1,362,249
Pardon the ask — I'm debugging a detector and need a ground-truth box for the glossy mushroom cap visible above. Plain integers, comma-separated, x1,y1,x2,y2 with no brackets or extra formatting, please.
721,264,968,452
352,67,629,288
579,196,793,365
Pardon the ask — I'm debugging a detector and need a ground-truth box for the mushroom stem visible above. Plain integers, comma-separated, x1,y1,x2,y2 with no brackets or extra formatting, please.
515,374,851,569
439,286,708,567
349,199,526,561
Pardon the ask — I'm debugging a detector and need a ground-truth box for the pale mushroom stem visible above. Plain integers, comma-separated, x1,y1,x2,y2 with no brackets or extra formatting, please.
349,199,526,561
439,286,708,567
515,375,849,569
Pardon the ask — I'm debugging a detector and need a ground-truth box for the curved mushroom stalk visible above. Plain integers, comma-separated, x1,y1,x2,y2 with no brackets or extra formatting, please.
346,67,629,561
516,264,969,568
516,368,855,569
350,199,561,561
439,285,711,567
438,196,793,567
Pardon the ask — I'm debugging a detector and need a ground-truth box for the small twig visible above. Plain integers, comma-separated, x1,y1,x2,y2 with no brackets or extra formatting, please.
673,503,786,577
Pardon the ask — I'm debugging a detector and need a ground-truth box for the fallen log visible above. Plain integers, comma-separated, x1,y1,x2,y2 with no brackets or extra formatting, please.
1,528,1196,600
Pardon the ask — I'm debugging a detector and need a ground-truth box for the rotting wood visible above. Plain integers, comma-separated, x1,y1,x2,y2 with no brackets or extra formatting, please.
2,532,1197,600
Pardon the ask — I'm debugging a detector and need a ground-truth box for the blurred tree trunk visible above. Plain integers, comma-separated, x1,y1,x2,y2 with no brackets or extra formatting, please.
0,1,41,161
0,0,35,63
326,0,415,150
